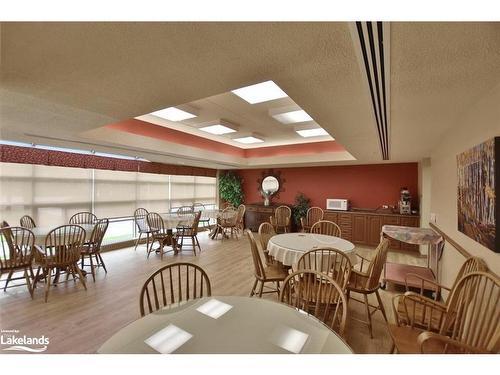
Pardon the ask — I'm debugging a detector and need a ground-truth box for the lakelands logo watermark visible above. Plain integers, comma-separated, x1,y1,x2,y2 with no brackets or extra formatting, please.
1,329,49,352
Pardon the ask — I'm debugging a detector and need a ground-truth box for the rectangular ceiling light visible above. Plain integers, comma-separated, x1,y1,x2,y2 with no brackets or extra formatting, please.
199,124,237,135
272,110,313,124
231,80,288,104
296,128,330,138
150,107,197,122
233,136,265,144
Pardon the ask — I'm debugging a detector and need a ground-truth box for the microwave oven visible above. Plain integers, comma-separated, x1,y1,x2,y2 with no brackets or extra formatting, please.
326,198,349,211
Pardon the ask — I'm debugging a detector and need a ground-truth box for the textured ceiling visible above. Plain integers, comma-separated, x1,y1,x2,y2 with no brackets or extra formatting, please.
1,22,500,169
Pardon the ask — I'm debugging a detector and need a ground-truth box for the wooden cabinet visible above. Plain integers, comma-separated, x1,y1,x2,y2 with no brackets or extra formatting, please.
324,210,420,251
245,203,292,232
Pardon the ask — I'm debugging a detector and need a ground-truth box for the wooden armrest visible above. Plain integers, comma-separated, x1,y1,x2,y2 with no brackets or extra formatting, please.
405,273,450,297
418,331,488,354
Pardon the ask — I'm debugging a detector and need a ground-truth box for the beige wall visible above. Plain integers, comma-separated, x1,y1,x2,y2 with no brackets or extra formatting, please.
430,83,500,288
418,158,432,255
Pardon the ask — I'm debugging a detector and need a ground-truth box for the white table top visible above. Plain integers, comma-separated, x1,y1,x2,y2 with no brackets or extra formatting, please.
268,233,357,267
97,296,353,354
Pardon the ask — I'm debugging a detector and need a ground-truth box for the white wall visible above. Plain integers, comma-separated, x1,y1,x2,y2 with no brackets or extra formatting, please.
430,83,500,288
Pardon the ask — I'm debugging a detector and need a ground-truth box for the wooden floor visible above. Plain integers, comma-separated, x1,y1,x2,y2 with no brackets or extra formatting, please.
0,230,425,354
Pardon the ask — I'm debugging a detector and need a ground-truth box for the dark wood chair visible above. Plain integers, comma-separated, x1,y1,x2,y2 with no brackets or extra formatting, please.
33,225,87,302
177,211,202,255
0,224,35,297
280,270,348,337
310,220,341,237
69,212,98,225
246,229,288,298
139,262,211,316
146,212,177,260
20,215,36,229
346,237,390,338
270,205,291,233
81,218,109,282
133,208,153,251
300,207,324,232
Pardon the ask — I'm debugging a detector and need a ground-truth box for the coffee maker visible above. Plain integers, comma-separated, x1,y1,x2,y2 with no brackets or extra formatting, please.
399,187,412,215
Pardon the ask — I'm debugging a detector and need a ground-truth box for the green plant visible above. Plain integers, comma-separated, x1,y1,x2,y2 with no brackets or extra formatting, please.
292,192,311,226
219,171,244,207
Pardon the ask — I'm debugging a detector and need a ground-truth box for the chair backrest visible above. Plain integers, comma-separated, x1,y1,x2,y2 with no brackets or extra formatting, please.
190,210,202,235
280,270,348,337
147,212,165,233
448,256,488,294
435,272,500,353
193,203,206,211
20,215,36,229
139,262,211,317
177,206,193,217
258,222,275,251
236,204,246,224
134,208,149,232
40,225,85,266
69,211,98,225
306,207,324,226
0,226,34,270
297,248,352,290
310,220,341,237
363,238,390,290
245,229,266,280
274,205,291,226
88,218,109,252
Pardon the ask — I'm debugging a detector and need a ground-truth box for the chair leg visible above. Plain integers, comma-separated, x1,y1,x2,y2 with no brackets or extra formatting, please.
191,236,196,256
89,253,96,282
250,279,258,297
24,269,34,299
363,294,373,339
258,281,265,298
195,235,201,251
3,270,13,291
44,268,52,303
33,266,42,290
98,253,107,273
375,289,388,323
134,232,143,251
147,239,154,258
75,265,87,290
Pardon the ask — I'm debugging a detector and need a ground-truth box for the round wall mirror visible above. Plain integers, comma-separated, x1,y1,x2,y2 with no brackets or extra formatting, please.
261,176,280,196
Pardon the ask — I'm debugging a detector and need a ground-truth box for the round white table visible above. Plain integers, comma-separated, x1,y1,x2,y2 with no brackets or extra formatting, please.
97,296,353,354
30,224,96,246
268,233,357,267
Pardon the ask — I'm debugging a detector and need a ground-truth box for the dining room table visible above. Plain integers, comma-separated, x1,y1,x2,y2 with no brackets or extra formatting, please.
30,224,96,246
97,295,353,354
267,232,357,268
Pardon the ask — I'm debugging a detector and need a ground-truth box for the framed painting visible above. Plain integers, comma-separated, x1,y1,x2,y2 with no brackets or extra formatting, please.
457,137,499,252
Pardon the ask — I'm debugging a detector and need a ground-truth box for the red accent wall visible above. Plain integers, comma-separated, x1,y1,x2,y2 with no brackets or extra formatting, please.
236,163,419,209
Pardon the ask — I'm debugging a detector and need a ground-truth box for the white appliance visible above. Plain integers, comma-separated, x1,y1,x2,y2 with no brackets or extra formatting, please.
326,199,349,211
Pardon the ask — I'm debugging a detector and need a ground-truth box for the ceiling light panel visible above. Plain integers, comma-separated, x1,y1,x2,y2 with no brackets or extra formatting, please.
272,110,313,124
296,128,330,138
199,124,237,135
231,80,288,104
150,107,197,122
233,136,265,144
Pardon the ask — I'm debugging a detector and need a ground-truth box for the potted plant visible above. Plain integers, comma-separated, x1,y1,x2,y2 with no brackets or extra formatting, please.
292,192,311,229
219,171,244,208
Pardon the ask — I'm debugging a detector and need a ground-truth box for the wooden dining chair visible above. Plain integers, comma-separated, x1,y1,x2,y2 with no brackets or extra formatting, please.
193,203,211,229
392,257,488,333
0,225,35,297
33,224,87,302
258,222,277,266
280,270,348,337
300,207,324,232
177,206,193,217
134,208,154,251
296,248,352,291
139,262,211,316
235,204,246,237
69,211,98,225
20,215,36,229
219,206,238,240
346,237,390,338
270,205,291,233
81,218,109,282
177,210,202,255
391,271,500,354
310,220,341,237
146,212,177,260
245,229,288,298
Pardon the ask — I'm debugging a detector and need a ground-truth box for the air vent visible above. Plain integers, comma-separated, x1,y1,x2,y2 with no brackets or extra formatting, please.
354,22,390,160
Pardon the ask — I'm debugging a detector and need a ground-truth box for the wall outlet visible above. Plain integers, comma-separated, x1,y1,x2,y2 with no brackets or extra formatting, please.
430,213,437,224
